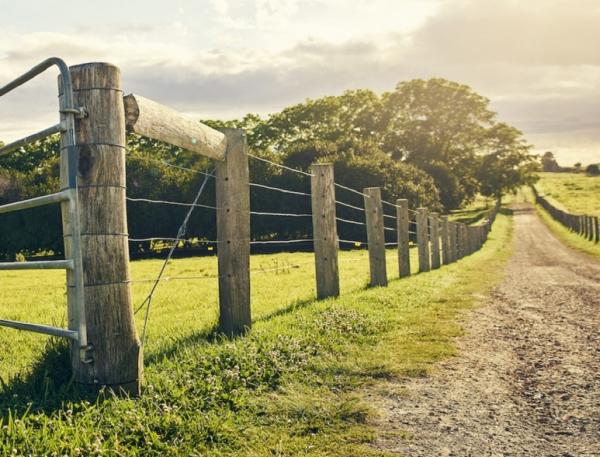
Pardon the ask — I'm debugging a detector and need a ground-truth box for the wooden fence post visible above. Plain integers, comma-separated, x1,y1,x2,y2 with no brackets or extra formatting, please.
60,62,142,395
455,222,462,260
396,199,411,278
311,164,340,298
364,187,387,287
441,216,450,265
447,221,455,263
458,223,467,259
216,129,251,336
416,208,430,272
429,212,441,269
595,216,600,244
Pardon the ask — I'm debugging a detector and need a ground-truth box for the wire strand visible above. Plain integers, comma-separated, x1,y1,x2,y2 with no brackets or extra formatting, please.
248,153,313,177
128,155,215,178
334,182,369,198
338,239,367,245
336,217,366,226
249,182,311,197
335,200,365,212
251,211,312,217
250,239,314,245
127,197,218,210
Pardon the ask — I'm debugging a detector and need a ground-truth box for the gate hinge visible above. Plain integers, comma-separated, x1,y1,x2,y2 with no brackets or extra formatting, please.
61,107,88,119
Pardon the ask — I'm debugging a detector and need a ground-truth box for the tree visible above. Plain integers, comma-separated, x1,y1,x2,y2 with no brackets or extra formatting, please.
586,164,600,176
476,123,539,199
382,78,496,209
541,151,560,172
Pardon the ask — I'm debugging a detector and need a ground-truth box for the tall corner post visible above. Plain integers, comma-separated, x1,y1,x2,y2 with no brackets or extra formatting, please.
416,208,430,272
364,187,387,287
429,212,441,269
216,128,251,337
396,199,411,278
60,62,142,395
310,163,340,299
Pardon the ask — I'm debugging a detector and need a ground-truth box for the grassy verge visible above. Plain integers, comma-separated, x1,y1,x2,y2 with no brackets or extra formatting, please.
0,213,513,456
519,186,600,260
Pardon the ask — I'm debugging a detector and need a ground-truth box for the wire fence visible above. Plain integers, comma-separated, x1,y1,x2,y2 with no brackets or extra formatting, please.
123,152,498,348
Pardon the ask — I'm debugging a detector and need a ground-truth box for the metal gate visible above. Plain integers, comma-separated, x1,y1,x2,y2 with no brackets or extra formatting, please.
0,58,90,362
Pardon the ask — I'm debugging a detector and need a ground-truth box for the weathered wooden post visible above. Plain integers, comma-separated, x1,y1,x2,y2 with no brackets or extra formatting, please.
429,212,441,269
311,164,339,298
458,222,468,259
60,62,142,395
441,216,450,265
595,216,600,244
396,199,411,278
457,223,463,258
364,187,387,287
216,129,251,336
416,208,430,272
447,221,456,263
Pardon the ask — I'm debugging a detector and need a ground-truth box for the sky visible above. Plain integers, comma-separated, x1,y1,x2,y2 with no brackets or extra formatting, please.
1,0,599,166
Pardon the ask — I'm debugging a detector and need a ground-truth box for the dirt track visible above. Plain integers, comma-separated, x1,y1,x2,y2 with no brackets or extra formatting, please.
371,203,600,456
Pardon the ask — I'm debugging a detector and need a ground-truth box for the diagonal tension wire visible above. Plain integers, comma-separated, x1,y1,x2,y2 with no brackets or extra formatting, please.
135,168,214,346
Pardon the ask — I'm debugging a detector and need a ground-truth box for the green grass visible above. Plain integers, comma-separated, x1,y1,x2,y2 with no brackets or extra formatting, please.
536,172,600,216
0,214,513,456
449,195,495,224
518,186,600,260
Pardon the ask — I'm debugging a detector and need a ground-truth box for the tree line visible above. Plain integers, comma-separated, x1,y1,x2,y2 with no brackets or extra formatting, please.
0,78,539,260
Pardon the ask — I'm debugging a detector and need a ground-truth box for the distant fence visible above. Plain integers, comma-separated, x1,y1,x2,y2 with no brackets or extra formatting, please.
532,186,599,244
0,59,499,396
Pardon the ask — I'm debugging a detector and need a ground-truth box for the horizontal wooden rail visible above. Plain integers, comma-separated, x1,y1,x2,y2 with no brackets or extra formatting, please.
0,319,79,340
0,259,74,270
0,190,70,215
124,94,227,161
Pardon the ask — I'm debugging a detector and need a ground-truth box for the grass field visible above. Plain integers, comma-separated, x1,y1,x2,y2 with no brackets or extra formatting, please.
0,214,513,456
536,172,600,216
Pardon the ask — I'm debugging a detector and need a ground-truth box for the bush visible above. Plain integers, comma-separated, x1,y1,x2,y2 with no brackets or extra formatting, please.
585,163,600,176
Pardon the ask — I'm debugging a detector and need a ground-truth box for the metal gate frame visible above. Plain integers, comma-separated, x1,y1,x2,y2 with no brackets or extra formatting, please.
0,58,91,362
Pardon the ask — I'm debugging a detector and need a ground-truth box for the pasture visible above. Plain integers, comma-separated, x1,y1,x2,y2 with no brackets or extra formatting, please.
0,214,511,456
536,172,600,216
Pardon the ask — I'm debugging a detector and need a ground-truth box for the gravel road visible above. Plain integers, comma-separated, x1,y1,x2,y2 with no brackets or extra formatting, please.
370,203,600,456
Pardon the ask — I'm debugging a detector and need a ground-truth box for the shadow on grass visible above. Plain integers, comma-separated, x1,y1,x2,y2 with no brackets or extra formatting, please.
0,337,97,417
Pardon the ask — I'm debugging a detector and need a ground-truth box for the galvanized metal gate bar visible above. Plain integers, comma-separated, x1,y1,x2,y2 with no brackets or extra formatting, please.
0,57,89,361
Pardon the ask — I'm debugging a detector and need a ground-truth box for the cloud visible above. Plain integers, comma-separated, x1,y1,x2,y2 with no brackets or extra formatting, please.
411,0,600,66
0,0,599,164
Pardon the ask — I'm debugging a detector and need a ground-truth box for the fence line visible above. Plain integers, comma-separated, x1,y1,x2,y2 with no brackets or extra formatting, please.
532,186,599,244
